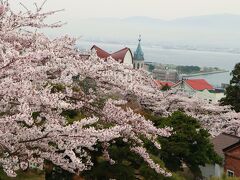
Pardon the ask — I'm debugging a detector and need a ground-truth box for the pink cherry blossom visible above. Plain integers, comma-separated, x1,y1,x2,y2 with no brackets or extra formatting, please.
0,0,239,178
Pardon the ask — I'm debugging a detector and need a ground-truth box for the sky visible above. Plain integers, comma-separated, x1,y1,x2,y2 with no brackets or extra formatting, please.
10,0,240,20
9,0,240,49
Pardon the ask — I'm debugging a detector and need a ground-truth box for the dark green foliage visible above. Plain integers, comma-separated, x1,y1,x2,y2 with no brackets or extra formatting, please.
82,139,176,180
83,161,135,180
79,77,97,94
50,84,65,93
176,66,201,74
148,64,155,72
148,111,222,177
45,167,72,180
220,63,240,112
61,110,87,125
82,140,136,180
161,85,171,91
61,110,78,119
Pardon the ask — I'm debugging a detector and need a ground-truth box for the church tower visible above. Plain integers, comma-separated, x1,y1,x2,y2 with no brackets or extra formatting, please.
133,35,145,69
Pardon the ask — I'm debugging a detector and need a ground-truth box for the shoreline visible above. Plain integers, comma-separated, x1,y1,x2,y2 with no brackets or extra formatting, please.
79,40,240,55
181,70,229,78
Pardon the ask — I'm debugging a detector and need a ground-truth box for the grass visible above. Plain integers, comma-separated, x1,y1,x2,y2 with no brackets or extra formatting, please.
0,170,44,180
210,174,240,180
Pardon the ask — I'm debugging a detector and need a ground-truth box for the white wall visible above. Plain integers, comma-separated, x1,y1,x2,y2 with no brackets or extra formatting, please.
172,84,225,103
196,90,225,103
200,164,223,179
172,82,195,95
123,50,133,66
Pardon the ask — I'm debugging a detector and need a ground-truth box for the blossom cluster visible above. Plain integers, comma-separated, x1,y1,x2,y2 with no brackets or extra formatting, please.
0,1,172,177
0,1,239,177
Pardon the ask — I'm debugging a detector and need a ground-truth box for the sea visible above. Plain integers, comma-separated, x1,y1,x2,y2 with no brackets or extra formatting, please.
77,41,240,87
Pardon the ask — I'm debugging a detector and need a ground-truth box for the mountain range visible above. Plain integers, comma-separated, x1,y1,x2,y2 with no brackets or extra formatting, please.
45,14,240,50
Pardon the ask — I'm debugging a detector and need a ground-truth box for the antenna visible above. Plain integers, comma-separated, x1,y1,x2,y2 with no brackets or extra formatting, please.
138,35,141,42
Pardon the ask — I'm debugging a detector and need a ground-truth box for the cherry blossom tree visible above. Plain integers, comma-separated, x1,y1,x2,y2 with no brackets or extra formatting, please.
0,0,172,177
0,0,239,178
150,92,240,136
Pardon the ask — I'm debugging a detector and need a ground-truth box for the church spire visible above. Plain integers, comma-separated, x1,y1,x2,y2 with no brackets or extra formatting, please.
134,35,144,61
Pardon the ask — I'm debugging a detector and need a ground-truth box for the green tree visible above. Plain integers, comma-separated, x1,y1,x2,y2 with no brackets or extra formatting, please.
147,111,222,177
82,139,173,180
161,84,171,91
176,66,201,74
221,63,240,112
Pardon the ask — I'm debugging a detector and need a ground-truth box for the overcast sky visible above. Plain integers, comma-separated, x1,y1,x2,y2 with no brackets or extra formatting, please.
10,0,240,20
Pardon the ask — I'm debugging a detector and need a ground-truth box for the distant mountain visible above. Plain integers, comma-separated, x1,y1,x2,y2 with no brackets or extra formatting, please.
170,14,240,28
122,16,165,24
47,14,240,49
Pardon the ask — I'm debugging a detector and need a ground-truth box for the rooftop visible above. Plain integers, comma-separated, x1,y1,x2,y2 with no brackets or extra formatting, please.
185,79,214,91
134,35,144,61
91,45,132,63
211,133,240,158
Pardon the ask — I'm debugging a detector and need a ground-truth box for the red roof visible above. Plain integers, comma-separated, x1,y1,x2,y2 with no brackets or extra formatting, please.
91,45,110,59
155,80,175,88
91,45,132,63
110,48,130,63
185,79,214,91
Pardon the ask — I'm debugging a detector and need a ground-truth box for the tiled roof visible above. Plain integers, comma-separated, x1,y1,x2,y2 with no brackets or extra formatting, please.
91,45,110,59
211,133,240,158
185,79,214,91
91,45,131,63
111,47,130,63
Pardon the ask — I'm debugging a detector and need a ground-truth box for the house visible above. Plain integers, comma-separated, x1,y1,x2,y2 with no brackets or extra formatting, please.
172,79,225,102
223,141,240,177
91,45,133,66
195,89,225,103
200,133,240,179
172,79,214,94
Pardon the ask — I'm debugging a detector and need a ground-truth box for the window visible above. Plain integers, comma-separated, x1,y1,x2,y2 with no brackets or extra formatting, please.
227,170,234,177
137,63,140,69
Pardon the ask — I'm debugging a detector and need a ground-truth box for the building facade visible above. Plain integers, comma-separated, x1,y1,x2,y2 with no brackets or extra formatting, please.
152,69,179,83
172,79,214,96
172,79,225,102
200,133,240,179
133,35,144,70
223,142,240,177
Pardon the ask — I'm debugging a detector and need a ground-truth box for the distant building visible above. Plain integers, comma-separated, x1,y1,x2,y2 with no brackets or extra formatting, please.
200,133,240,179
133,35,145,70
172,79,214,95
223,140,240,177
221,83,229,89
172,79,225,102
195,89,225,103
152,68,179,83
91,45,133,66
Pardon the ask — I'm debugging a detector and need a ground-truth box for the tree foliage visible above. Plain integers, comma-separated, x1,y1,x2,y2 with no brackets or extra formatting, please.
147,111,222,177
176,66,201,74
221,63,240,112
